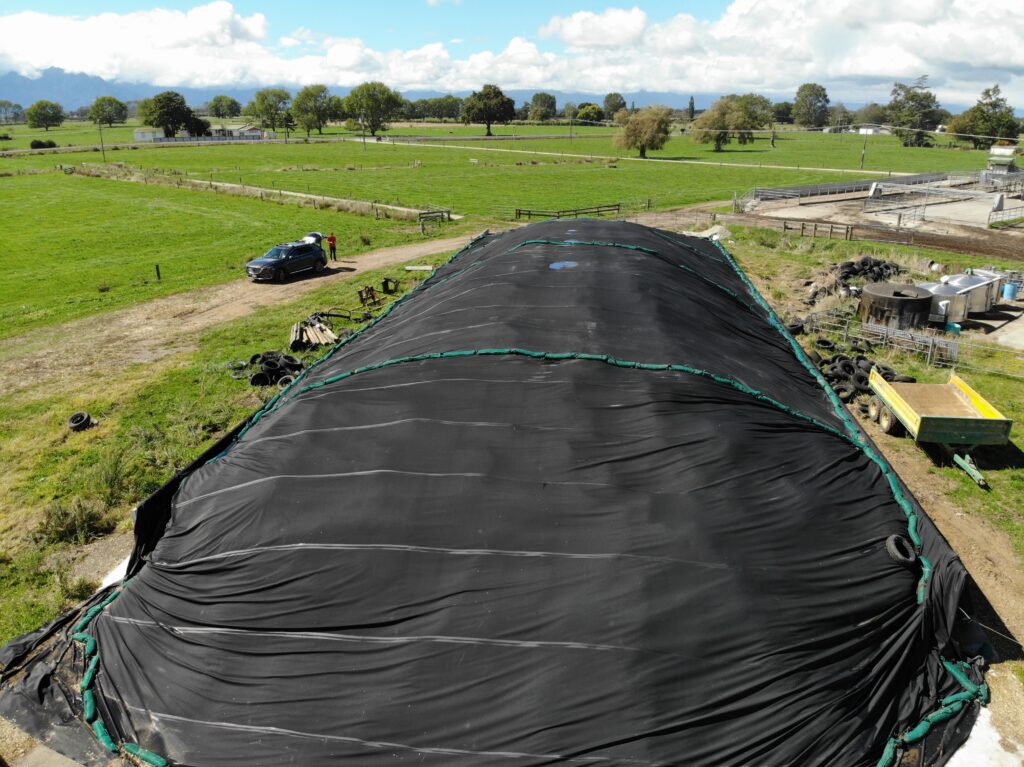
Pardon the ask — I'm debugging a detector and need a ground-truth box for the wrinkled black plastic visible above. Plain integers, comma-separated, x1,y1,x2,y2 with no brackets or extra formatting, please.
1,220,981,766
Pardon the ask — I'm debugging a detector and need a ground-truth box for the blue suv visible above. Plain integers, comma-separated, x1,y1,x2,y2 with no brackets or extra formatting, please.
247,233,327,282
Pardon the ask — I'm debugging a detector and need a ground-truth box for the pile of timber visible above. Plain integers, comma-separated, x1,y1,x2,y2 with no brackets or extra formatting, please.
290,320,339,351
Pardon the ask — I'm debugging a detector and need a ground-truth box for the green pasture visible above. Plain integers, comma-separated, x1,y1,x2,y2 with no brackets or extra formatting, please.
433,131,992,174
0,139,854,217
0,118,142,150
0,119,611,152
0,173,466,339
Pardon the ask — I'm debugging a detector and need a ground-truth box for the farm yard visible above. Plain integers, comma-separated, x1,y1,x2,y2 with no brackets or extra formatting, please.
2,116,1024,765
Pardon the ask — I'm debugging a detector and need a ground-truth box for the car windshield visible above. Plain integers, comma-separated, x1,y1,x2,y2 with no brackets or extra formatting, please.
262,247,288,260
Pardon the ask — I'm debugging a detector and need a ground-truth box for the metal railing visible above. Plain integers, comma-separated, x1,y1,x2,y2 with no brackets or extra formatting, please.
989,206,1024,226
803,308,1024,379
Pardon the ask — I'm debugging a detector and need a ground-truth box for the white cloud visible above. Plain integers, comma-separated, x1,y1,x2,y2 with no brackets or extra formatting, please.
539,7,648,49
0,1,1022,107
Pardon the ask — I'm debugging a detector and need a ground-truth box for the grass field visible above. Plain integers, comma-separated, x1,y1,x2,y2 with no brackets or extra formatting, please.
0,119,613,152
0,253,452,641
432,131,992,174
0,173,470,338
0,140,857,218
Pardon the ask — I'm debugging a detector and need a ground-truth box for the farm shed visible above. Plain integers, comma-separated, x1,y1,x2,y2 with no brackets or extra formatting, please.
0,220,988,766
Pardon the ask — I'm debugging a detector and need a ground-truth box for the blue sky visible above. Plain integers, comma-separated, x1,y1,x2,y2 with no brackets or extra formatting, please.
0,2,1021,108
0,2,731,53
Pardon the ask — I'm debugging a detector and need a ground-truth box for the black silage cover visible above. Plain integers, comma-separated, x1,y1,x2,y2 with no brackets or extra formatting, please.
0,219,985,766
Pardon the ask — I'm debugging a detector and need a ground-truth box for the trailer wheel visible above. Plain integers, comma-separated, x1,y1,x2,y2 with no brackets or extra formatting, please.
879,406,904,436
867,396,882,422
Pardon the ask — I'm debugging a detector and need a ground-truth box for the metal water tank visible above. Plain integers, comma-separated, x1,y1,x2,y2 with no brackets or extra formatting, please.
917,282,970,323
947,273,995,314
858,283,933,329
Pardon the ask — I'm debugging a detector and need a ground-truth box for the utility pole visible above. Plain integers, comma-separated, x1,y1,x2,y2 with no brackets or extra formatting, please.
98,121,107,163
860,136,868,170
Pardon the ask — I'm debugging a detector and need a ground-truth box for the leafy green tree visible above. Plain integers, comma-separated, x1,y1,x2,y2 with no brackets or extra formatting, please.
793,83,829,127
691,94,772,151
604,92,627,118
208,95,241,118
613,105,672,158
293,84,334,136
562,102,578,120
576,103,604,123
0,100,23,123
462,84,515,136
853,102,887,126
528,92,557,121
87,96,128,127
945,85,1018,149
245,88,291,131
829,103,852,129
327,95,346,123
184,112,211,137
344,81,402,136
887,76,942,147
138,91,193,137
687,96,696,121
772,101,792,124
25,100,65,131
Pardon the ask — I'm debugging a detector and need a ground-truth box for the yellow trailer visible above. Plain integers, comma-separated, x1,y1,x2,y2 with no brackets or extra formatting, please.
867,369,1013,487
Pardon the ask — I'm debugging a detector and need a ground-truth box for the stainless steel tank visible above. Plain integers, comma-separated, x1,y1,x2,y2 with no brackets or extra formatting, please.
917,282,970,323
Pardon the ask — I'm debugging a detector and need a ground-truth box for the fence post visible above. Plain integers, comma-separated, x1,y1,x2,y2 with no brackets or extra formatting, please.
927,337,935,366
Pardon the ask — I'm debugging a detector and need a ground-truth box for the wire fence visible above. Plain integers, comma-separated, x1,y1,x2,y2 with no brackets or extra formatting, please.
803,308,1024,379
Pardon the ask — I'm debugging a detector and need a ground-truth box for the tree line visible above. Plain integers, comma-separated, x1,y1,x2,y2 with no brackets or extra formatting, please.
6,78,1020,154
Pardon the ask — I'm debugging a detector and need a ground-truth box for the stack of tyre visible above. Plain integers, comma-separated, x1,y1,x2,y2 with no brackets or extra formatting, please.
835,256,903,284
226,352,305,389
808,337,915,406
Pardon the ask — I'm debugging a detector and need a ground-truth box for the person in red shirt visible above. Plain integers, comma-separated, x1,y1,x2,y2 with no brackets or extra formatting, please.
326,232,337,260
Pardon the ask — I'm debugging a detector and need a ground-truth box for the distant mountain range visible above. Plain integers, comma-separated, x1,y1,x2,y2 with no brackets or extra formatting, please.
0,67,727,112
2,67,987,114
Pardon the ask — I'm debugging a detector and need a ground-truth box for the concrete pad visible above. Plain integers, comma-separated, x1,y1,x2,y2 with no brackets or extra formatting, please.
987,301,1024,351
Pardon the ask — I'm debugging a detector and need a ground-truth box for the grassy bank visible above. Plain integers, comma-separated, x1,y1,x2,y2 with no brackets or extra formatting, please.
0,173,468,337
0,252,450,643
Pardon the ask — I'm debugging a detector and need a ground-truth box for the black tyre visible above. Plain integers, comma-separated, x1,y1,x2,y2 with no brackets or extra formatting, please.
786,321,804,336
879,406,904,436
885,535,918,568
262,358,282,373
833,383,855,402
893,375,917,383
867,396,882,422
876,364,896,378
280,354,302,368
229,370,247,380
814,337,835,350
314,260,326,273
853,371,871,392
249,353,263,366
68,411,93,432
226,360,247,370
856,358,874,372
277,375,296,389
250,372,271,387
275,268,286,283
837,360,857,378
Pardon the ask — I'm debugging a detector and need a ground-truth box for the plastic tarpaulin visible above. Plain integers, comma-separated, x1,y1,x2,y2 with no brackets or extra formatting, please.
0,219,986,766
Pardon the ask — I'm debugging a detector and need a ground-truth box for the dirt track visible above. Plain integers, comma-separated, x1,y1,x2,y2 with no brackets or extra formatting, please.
0,233,478,394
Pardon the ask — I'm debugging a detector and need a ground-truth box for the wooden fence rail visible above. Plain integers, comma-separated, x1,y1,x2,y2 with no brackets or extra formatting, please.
515,203,621,220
